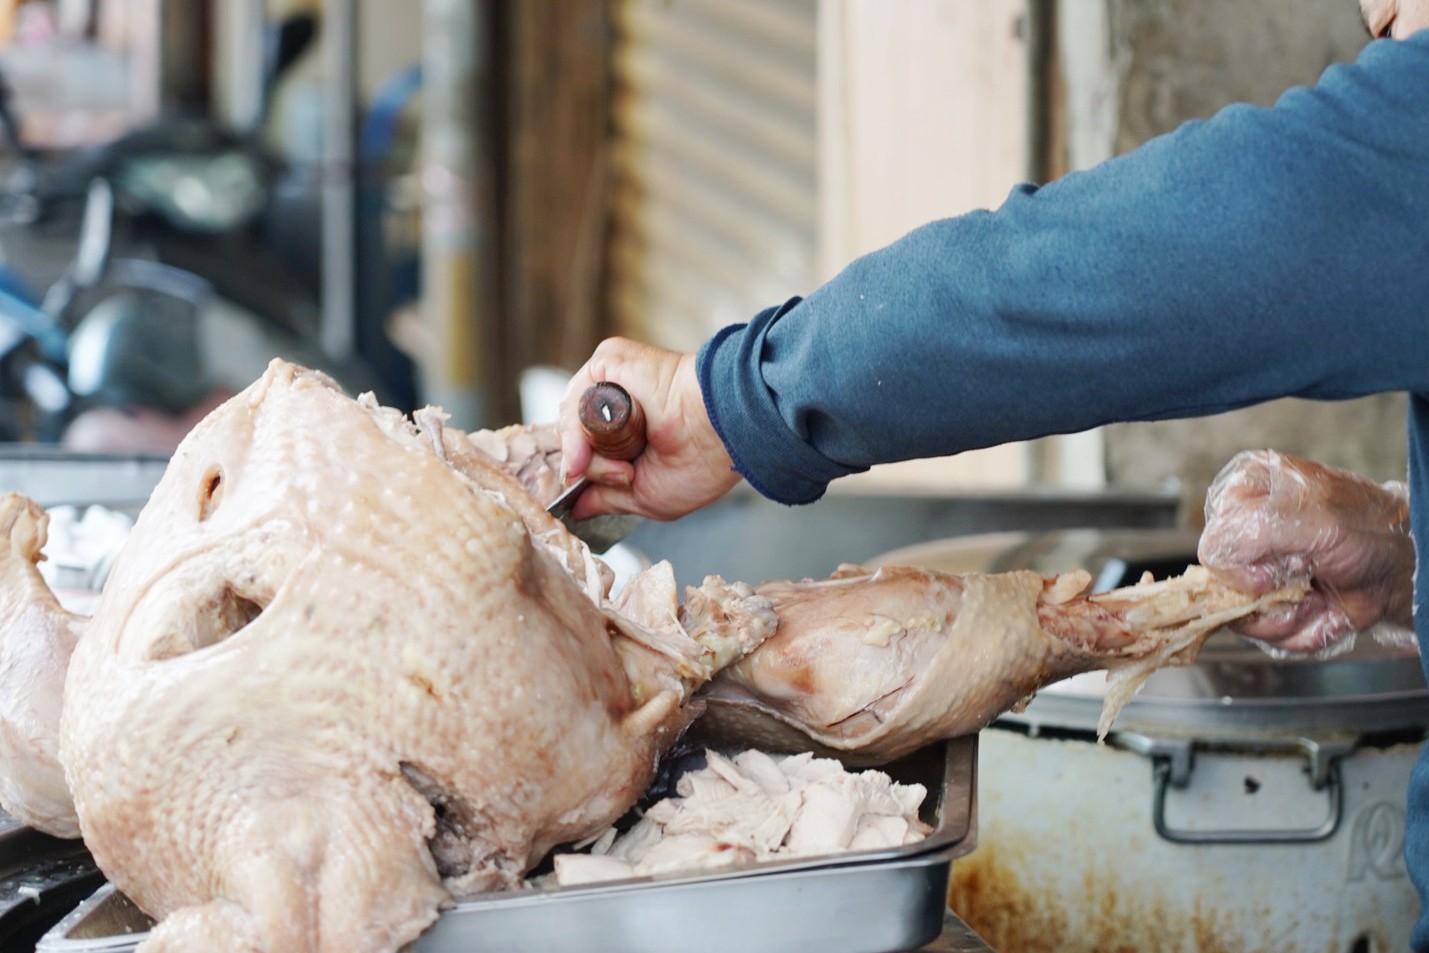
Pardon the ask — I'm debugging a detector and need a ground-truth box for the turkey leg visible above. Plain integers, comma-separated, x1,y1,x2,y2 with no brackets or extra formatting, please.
702,563,1305,760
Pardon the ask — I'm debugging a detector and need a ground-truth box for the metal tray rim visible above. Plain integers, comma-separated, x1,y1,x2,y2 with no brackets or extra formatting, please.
42,845,966,953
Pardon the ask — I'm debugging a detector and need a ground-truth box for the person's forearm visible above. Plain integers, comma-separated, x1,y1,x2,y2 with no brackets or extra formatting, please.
701,34,1429,505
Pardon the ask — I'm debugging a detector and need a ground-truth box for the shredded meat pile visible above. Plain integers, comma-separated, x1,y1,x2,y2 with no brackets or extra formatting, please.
551,748,930,886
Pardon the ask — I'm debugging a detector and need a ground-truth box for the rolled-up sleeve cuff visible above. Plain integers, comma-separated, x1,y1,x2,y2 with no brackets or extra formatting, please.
696,298,863,505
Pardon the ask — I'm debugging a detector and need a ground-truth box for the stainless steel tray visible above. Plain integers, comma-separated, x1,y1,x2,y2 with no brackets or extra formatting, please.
39,736,976,953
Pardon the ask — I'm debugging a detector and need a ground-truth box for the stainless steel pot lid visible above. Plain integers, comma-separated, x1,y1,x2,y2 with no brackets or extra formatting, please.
873,529,1429,737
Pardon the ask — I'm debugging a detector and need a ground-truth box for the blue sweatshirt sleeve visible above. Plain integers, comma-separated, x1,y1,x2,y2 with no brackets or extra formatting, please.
698,34,1429,505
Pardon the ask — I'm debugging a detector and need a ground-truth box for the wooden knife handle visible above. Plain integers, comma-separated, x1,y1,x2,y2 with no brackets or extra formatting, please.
578,382,647,462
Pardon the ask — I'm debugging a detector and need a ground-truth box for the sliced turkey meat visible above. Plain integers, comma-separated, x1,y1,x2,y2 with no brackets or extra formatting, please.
0,493,85,837
551,748,930,886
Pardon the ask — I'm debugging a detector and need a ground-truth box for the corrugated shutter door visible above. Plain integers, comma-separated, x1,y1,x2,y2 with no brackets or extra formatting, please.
607,0,819,351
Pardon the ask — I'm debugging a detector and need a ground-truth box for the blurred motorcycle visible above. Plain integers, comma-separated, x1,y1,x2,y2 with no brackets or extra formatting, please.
0,13,383,449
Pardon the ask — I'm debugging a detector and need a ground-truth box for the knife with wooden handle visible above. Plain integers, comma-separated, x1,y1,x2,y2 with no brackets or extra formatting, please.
546,382,646,550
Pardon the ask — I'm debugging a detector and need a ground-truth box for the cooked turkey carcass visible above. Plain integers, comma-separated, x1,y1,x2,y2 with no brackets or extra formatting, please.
702,564,1306,761
34,358,1305,951
0,493,83,837
59,360,775,953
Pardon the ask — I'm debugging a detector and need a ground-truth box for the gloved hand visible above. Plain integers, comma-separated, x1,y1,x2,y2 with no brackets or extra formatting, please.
557,337,741,521
1197,449,1414,655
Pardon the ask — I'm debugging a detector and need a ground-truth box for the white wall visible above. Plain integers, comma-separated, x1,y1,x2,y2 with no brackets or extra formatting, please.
817,0,1037,492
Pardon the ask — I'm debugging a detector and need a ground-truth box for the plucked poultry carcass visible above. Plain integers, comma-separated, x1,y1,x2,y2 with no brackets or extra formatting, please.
58,360,776,953
0,493,84,837
552,747,934,886
0,358,1300,953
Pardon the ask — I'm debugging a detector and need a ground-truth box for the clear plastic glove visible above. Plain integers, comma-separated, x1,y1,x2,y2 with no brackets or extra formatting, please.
1197,449,1414,656
556,337,741,521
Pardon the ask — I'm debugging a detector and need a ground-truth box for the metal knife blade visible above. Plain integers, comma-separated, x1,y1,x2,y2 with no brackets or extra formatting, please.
546,476,591,524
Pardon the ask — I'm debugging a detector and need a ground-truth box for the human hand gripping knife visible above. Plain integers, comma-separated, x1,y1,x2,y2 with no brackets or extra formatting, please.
546,382,646,553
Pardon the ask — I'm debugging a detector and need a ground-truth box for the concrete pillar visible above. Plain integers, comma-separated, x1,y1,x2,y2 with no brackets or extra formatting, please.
1058,0,1406,521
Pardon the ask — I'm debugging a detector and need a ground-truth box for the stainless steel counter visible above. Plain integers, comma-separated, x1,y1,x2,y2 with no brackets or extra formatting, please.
0,449,1180,583
626,485,1179,588
919,910,995,952
0,449,168,508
